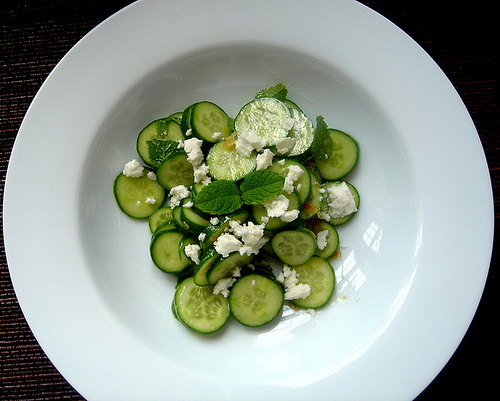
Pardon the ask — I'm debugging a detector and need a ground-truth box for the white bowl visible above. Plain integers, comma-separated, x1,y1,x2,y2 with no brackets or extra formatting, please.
4,1,493,400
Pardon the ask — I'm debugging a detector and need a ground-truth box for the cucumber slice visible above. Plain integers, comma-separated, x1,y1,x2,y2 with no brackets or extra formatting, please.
283,98,302,111
290,256,335,309
174,276,230,334
190,101,233,143
157,152,194,190
150,231,191,275
149,207,174,233
299,170,322,220
309,219,339,259
314,129,359,180
167,111,183,124
206,139,256,181
114,172,165,219
319,181,360,226
172,206,190,234
267,159,311,204
234,97,292,146
252,190,301,231
207,251,254,286
275,108,314,158
230,273,284,327
271,228,316,266
199,209,249,250
153,220,177,234
194,248,221,286
181,205,210,234
136,118,185,167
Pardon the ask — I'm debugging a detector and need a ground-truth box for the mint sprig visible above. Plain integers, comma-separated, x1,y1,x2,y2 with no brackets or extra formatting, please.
195,180,243,215
147,138,179,166
240,170,285,205
311,116,334,161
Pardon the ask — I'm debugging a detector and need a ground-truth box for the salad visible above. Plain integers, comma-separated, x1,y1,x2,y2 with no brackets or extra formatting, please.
113,83,360,334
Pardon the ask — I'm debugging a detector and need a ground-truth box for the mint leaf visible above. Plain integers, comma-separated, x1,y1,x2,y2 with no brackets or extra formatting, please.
195,180,243,215
240,170,285,205
147,138,179,166
255,83,288,101
311,116,333,161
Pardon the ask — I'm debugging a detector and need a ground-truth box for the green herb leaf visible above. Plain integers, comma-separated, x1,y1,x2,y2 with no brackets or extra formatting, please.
255,83,288,101
311,116,334,161
194,180,243,215
240,170,285,205
147,138,179,166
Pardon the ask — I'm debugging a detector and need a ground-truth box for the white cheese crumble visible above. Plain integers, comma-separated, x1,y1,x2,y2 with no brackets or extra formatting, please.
169,185,191,208
210,217,219,225
184,244,201,265
275,137,296,154
197,232,206,242
212,131,223,141
283,164,304,193
123,159,144,177
316,230,329,250
213,234,243,257
280,209,300,222
144,196,156,205
256,148,274,170
147,171,157,180
213,277,236,298
183,137,204,167
277,264,311,300
282,117,295,131
235,130,267,157
229,220,269,256
326,182,357,218
262,194,289,218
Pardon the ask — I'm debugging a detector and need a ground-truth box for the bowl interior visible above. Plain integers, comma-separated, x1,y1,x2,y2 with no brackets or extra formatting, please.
79,43,420,382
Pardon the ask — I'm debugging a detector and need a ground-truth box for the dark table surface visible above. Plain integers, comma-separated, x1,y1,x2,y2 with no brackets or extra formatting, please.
1,1,498,399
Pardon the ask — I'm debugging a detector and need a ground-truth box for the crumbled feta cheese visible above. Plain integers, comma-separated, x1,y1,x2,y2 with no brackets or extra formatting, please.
213,234,242,257
184,244,201,264
228,220,269,256
198,232,206,242
169,185,191,208
277,264,311,300
183,200,193,208
123,159,144,177
212,131,223,140
326,182,357,218
210,217,219,225
147,171,157,180
277,159,286,165
282,118,295,131
316,230,329,250
193,163,211,185
280,209,299,222
256,148,274,170
262,194,289,218
183,137,204,167
144,196,156,205
213,277,236,298
185,129,193,136
283,164,304,193
275,137,296,154
235,130,267,157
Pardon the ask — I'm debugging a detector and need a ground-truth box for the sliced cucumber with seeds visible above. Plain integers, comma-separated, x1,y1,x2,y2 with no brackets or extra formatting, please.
271,228,316,266
230,273,284,327
206,139,256,181
234,97,291,146
314,129,359,180
309,219,339,259
114,171,165,219
137,118,185,167
149,207,174,233
174,276,230,334
157,152,194,190
190,101,233,142
207,251,254,286
267,159,311,204
289,256,335,309
150,231,191,275
181,205,210,235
